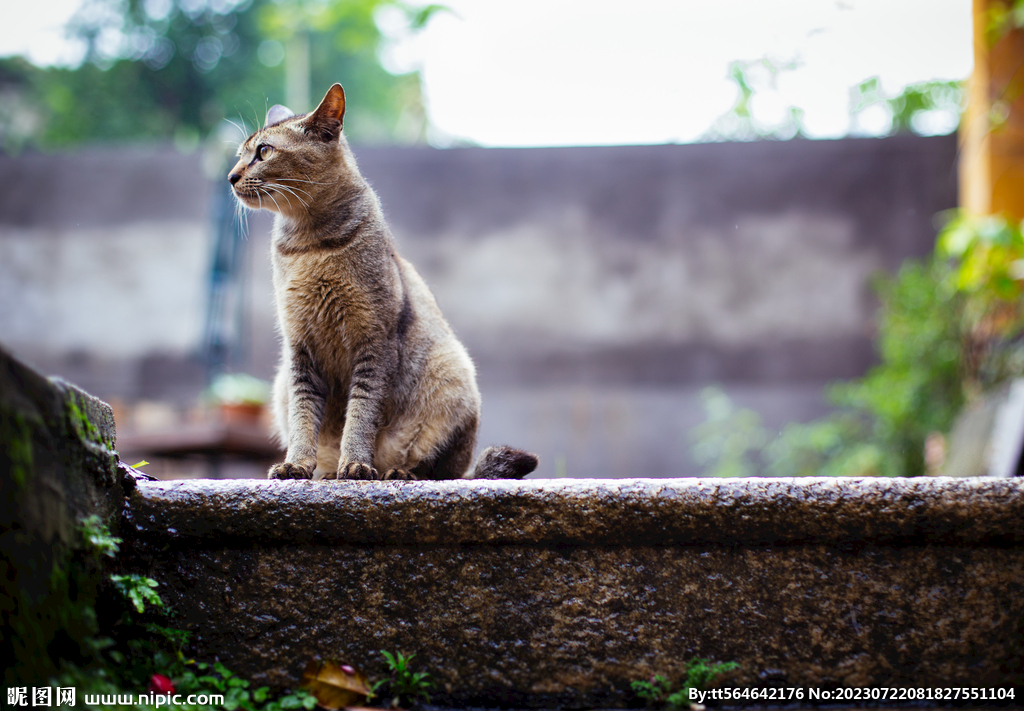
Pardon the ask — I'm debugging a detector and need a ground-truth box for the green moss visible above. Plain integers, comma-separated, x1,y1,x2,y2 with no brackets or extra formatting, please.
0,408,33,488
2,526,101,686
61,391,117,468
8,514,320,710
64,395,103,446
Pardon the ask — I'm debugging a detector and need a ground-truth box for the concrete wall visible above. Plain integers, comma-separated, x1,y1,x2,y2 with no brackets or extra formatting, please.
0,136,958,477
0,147,214,401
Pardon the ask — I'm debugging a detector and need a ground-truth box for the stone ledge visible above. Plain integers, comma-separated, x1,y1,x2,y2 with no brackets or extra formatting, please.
121,475,1024,705
127,476,1024,547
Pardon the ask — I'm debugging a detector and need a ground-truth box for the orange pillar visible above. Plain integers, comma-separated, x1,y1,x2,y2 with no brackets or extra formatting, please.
960,0,1024,219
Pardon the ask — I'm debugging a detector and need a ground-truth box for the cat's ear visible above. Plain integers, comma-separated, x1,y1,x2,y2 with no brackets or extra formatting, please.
304,84,346,142
266,104,295,126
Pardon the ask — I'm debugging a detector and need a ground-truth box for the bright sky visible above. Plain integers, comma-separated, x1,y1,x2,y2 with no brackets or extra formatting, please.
385,0,974,146
2,0,974,147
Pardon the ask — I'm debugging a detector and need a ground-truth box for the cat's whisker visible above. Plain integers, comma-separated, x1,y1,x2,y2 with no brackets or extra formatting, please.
270,182,313,200
262,188,284,213
276,177,328,186
224,118,246,140
247,101,262,134
267,184,311,210
283,192,311,209
234,109,253,138
275,190,309,208
233,195,249,237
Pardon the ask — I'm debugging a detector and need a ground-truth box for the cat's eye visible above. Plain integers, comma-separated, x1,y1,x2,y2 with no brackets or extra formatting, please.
258,144,274,160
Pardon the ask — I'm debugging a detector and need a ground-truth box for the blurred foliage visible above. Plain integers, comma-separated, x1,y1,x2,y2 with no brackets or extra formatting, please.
691,211,1024,477
705,56,963,142
703,57,805,141
0,0,440,152
938,212,1024,392
986,0,1024,44
689,388,769,478
980,0,1024,131
205,372,271,405
849,77,964,137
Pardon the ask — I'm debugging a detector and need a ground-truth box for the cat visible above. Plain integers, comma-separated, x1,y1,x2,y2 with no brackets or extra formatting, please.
227,83,538,481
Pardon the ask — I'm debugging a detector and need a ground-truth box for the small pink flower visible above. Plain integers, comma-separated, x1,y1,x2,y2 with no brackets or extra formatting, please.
148,674,176,695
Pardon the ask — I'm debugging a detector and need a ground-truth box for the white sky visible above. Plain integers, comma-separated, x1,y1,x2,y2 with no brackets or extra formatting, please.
1,0,974,147
385,0,974,146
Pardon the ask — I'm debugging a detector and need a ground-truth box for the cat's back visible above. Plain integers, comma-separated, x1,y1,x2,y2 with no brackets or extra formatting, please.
392,253,478,389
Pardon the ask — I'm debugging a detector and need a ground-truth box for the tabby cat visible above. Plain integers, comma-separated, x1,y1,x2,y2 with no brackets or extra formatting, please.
228,83,538,481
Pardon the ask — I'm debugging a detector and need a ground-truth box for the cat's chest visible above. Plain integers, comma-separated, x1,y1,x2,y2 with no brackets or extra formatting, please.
273,257,375,355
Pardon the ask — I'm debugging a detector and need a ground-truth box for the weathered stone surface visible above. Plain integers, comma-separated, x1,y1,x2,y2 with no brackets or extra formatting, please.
126,477,1024,546
1,345,122,547
0,346,125,684
122,477,1024,706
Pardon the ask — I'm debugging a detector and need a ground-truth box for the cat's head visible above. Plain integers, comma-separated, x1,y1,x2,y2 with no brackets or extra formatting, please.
228,83,353,216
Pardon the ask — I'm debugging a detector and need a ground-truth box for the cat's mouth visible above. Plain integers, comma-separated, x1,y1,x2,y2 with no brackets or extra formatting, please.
233,186,261,202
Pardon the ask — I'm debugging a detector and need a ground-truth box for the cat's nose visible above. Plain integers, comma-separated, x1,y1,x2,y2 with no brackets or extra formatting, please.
228,172,242,185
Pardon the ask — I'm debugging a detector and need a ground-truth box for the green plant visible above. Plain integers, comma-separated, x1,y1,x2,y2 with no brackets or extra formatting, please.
690,250,967,478
690,207,1024,479
174,661,318,711
80,514,122,559
762,413,882,478
0,0,443,153
207,373,272,406
849,77,964,136
826,256,964,477
144,623,192,658
27,516,320,711
938,211,1024,392
688,388,769,478
110,574,164,614
371,650,434,708
987,0,1024,44
632,659,739,709
703,56,805,141
632,674,674,705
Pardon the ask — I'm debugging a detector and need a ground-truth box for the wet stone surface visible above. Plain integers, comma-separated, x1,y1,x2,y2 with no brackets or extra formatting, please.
122,478,1024,707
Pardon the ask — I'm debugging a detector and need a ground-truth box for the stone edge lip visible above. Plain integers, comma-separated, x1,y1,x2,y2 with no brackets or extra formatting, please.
125,476,1024,546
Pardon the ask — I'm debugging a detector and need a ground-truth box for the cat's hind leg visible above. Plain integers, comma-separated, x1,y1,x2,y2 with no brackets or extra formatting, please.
374,412,476,480
407,414,477,480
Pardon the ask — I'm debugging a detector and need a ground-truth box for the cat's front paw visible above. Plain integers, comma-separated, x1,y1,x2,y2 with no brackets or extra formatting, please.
268,462,313,480
337,461,379,480
384,468,418,481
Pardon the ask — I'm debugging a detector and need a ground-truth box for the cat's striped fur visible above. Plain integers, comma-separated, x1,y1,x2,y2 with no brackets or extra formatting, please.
228,84,538,481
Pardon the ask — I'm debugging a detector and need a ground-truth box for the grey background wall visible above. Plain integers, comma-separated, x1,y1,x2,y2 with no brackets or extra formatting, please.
0,134,958,477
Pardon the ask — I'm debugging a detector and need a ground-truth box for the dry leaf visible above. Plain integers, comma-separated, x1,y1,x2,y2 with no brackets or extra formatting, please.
300,660,372,710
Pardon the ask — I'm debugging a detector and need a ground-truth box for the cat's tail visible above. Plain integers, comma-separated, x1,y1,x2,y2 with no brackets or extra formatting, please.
465,445,539,479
